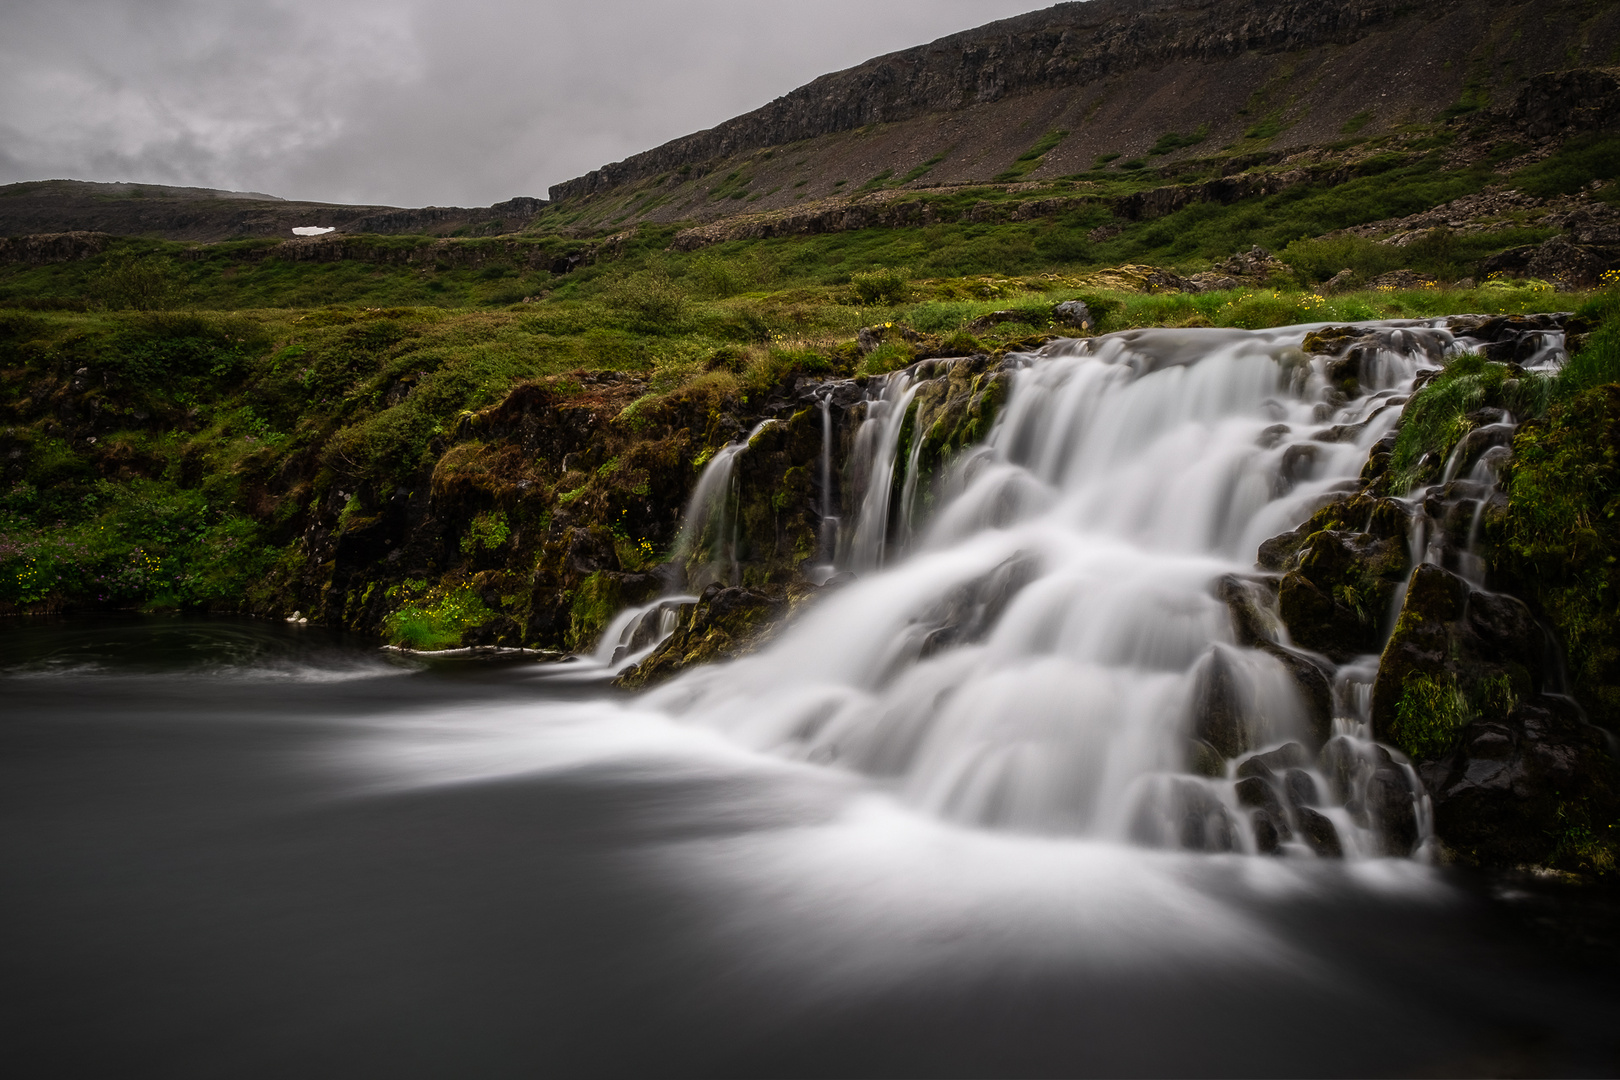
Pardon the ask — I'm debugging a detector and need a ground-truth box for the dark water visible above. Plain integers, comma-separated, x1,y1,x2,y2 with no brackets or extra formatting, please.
2,617,1616,1078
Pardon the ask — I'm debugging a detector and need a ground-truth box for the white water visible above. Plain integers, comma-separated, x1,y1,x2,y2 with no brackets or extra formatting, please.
633,323,1482,853
548,319,1567,859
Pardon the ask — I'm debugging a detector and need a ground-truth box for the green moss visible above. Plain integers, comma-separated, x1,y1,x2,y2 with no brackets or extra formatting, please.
1387,353,1550,492
1391,671,1471,759
1506,384,1620,727
383,582,495,650
567,570,623,652
460,509,510,555
1551,800,1618,875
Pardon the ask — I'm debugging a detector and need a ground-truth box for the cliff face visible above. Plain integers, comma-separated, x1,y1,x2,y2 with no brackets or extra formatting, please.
548,0,1620,225
551,0,1409,200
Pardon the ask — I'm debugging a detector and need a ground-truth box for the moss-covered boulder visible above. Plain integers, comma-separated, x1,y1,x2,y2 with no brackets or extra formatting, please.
615,582,789,689
1372,562,1619,871
1261,493,1412,662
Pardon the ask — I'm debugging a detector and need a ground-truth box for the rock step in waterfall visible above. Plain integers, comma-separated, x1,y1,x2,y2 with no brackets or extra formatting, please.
580,311,1600,861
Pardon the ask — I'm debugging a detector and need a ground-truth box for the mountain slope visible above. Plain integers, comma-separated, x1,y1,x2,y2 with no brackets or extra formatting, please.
545,0,1620,229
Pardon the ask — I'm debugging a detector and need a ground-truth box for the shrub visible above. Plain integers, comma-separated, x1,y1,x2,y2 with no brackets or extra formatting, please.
849,266,911,305
603,270,688,326
88,252,188,311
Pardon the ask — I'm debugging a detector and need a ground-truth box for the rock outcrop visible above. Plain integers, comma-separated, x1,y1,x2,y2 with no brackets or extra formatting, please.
552,0,1599,203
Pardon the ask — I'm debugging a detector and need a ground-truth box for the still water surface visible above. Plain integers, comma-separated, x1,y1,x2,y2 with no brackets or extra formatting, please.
2,617,1615,1078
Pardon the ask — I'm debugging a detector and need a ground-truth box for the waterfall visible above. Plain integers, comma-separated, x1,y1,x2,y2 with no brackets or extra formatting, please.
641,322,1487,856
576,422,776,671
667,422,771,593
843,373,920,571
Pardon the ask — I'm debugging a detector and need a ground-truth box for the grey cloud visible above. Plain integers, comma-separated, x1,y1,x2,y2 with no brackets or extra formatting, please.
0,0,1056,207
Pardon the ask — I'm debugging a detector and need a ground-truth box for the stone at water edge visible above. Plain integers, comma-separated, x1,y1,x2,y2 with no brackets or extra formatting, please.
1296,807,1344,858
1235,742,1310,781
1284,768,1321,809
1235,775,1290,833
1251,810,1284,855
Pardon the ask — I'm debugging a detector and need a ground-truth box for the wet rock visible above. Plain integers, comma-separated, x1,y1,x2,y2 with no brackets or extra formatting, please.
1251,810,1284,855
1366,761,1419,857
1265,646,1335,749
1235,777,1290,841
1178,785,1238,852
1318,736,1359,803
1236,774,1279,810
1296,807,1344,857
1268,508,1411,661
1417,698,1619,868
1130,778,1237,853
1214,577,1333,747
1284,768,1320,809
1190,646,1247,759
1256,423,1290,449
615,582,787,689
911,554,1039,662
1236,742,1309,781
1187,738,1226,778
1371,562,1620,867
1217,575,1282,647
1370,563,1546,747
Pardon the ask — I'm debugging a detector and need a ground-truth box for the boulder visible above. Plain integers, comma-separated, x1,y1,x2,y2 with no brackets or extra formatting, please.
1190,645,1248,759
1372,562,1620,867
1418,698,1618,868
1052,299,1094,331
1370,563,1546,745
615,582,787,689
1296,807,1344,857
1236,742,1309,781
1284,767,1320,808
1276,526,1410,661
1251,810,1284,855
1322,268,1357,294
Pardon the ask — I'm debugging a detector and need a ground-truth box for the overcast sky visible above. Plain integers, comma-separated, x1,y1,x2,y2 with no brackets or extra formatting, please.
0,1,1057,208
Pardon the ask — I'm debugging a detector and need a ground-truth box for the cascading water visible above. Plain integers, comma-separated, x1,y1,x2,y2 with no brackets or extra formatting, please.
635,320,1551,858
843,373,921,570
581,420,778,672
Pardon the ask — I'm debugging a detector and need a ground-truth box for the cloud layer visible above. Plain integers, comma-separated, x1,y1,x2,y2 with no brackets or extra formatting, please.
0,0,1053,207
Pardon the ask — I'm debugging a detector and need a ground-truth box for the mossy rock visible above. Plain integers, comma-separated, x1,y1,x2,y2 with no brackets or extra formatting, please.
1274,527,1409,661
616,582,787,689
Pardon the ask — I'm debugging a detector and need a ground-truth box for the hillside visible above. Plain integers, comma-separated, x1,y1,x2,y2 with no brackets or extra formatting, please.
0,180,546,243
541,0,1620,230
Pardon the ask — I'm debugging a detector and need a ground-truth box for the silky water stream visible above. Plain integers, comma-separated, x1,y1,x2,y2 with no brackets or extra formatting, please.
4,323,1618,1078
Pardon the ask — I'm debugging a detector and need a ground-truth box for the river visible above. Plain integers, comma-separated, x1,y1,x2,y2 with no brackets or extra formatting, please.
2,616,1616,1077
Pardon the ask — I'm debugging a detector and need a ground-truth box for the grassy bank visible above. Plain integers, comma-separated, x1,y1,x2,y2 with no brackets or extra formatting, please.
0,275,1595,628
